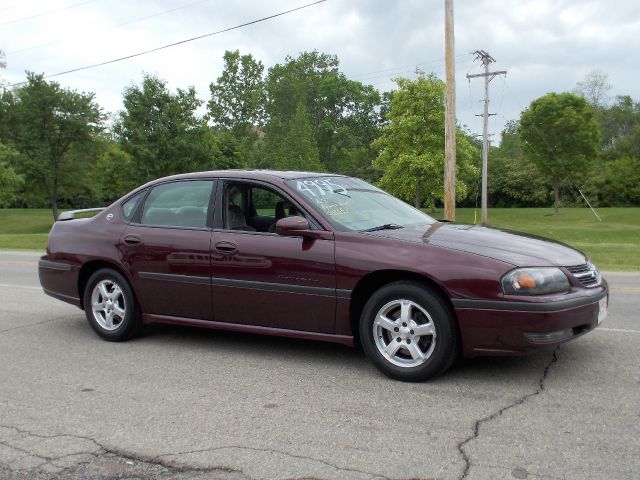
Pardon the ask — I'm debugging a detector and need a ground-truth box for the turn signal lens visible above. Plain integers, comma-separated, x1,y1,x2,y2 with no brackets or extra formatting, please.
502,268,570,296
515,272,537,289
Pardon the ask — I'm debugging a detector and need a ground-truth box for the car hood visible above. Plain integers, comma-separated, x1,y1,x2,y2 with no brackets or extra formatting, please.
368,222,587,267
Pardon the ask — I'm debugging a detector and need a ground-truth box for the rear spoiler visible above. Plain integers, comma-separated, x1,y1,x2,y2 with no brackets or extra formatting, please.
57,208,105,221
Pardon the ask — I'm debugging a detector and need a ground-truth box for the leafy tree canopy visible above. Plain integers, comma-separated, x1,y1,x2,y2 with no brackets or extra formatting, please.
0,72,103,219
488,121,549,207
519,92,600,212
265,51,380,175
208,50,266,135
271,101,322,171
373,73,478,208
0,144,23,207
115,74,242,184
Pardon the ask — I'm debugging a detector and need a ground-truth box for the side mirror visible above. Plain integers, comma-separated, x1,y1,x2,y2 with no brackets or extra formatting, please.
275,216,311,236
275,216,333,240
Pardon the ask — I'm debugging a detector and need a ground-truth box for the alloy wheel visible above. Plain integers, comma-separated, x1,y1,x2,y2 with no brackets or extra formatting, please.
372,299,437,368
91,279,126,331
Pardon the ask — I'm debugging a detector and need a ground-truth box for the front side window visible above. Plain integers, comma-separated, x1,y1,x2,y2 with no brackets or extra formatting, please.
223,182,304,233
139,180,213,228
286,176,435,232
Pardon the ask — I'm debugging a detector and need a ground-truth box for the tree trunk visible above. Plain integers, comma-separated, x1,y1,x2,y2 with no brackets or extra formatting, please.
414,175,422,209
553,179,560,215
50,174,59,221
50,193,58,222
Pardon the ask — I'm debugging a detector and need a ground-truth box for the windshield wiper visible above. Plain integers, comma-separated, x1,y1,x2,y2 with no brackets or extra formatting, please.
361,223,404,232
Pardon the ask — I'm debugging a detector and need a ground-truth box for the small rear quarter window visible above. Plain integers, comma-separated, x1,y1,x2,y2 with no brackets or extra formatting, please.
121,191,145,222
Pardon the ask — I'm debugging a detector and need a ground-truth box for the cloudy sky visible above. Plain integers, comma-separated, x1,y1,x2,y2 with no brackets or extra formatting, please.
2,0,639,137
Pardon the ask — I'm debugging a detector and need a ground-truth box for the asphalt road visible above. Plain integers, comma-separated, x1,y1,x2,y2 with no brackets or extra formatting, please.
0,251,638,480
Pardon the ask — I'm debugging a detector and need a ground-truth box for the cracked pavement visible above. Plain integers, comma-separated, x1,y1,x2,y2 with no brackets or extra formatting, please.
0,251,639,479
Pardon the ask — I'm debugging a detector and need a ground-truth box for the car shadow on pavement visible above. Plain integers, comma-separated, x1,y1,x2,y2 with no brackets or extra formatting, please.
61,314,560,384
136,322,552,383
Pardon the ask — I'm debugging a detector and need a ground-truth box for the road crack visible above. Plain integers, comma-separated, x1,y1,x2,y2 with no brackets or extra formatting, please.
456,347,560,479
154,445,391,480
0,423,389,479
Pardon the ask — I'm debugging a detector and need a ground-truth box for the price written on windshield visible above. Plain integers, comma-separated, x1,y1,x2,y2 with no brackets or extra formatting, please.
296,179,348,197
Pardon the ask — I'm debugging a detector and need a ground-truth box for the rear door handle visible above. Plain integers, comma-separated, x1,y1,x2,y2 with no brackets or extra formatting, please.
214,241,237,254
123,234,141,246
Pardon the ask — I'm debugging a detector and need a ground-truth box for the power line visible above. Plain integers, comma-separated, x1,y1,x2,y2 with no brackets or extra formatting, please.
361,58,472,83
0,0,99,27
349,54,470,80
8,0,327,86
9,0,211,55
362,59,473,89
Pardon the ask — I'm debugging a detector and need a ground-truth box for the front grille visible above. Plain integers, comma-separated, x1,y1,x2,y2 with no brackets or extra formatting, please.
566,263,601,287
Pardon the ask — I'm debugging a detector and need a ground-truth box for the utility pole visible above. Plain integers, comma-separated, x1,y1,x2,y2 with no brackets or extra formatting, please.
466,50,506,225
443,0,456,221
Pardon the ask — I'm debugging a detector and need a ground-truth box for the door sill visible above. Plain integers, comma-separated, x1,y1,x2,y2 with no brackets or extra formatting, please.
142,313,354,347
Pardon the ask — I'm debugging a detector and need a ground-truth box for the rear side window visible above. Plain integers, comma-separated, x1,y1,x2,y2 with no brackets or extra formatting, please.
121,190,145,222
140,181,214,228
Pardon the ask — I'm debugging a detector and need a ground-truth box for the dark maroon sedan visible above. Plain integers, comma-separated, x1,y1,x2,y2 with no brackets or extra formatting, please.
39,170,608,381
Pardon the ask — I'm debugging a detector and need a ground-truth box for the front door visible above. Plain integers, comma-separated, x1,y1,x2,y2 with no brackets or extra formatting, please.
120,179,215,321
211,180,336,333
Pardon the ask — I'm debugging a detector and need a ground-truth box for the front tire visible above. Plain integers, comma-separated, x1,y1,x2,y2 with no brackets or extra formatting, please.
359,281,459,381
83,268,141,341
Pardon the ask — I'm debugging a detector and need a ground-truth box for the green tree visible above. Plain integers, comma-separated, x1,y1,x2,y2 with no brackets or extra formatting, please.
0,144,23,207
89,142,138,203
600,95,640,152
372,74,478,208
488,120,549,206
0,73,103,219
208,50,266,135
115,74,238,183
271,101,322,171
519,92,600,213
265,51,380,174
604,156,640,204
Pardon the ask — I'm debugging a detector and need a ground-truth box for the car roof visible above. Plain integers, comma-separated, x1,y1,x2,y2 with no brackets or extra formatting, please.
152,170,348,183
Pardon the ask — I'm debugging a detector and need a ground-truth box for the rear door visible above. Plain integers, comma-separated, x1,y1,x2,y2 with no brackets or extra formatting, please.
211,179,337,333
120,179,215,320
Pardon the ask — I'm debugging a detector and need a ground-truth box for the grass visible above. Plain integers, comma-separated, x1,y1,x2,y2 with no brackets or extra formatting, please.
1,207,638,271
0,233,49,250
427,207,640,271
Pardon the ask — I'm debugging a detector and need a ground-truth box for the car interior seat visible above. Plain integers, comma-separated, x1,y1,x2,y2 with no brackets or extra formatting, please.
142,207,177,226
228,204,255,231
176,206,207,228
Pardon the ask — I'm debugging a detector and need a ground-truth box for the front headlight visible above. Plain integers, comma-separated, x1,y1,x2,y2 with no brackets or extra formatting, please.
502,267,570,296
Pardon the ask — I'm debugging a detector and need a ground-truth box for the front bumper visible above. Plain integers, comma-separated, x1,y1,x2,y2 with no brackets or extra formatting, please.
453,287,608,357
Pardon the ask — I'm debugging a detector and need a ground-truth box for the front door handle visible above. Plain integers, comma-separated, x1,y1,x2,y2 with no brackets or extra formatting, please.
214,241,237,254
123,234,141,246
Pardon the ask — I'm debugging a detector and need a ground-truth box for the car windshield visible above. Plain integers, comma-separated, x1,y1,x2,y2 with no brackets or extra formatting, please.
286,176,436,232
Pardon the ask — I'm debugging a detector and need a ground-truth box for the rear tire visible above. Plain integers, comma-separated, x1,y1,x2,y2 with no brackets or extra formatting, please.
359,281,459,381
83,268,142,341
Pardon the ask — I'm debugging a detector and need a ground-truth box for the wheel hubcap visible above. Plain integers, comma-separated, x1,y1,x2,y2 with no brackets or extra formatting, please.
91,280,126,331
373,299,437,368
